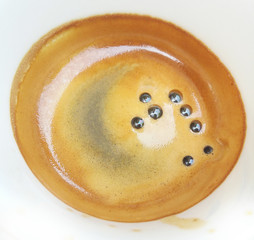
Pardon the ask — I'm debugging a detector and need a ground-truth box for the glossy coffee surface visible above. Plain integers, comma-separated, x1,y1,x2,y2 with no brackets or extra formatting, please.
10,14,246,222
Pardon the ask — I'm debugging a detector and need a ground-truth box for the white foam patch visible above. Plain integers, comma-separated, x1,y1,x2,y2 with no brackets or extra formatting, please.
135,103,176,148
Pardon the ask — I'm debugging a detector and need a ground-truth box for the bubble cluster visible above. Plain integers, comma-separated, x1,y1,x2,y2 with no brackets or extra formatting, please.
131,90,212,167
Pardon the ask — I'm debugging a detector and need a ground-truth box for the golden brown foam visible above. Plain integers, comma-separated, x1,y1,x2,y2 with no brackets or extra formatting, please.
10,14,246,222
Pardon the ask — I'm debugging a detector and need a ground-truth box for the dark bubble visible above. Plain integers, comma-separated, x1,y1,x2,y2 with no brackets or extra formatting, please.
190,120,202,133
148,105,163,119
169,91,182,103
180,105,192,117
131,117,144,129
139,93,151,103
204,146,213,154
183,156,194,166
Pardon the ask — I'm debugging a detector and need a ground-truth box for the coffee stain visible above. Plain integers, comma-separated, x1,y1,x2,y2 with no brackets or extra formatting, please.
66,208,74,212
160,215,205,229
208,228,215,233
108,224,116,228
82,213,90,218
246,210,253,216
132,229,141,232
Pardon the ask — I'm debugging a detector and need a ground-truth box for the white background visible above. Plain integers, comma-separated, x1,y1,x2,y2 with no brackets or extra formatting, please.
0,0,254,239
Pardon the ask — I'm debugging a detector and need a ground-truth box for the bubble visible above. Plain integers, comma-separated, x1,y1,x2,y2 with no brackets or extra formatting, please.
148,105,163,119
180,105,192,117
183,156,194,166
169,91,182,103
131,117,144,129
190,120,202,133
139,93,151,103
204,146,213,154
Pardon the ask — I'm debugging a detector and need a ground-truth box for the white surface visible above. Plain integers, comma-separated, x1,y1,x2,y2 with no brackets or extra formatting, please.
0,0,254,239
